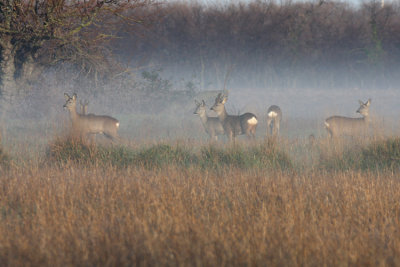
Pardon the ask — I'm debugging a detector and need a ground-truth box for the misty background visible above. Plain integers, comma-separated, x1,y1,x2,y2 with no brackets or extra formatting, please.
1,0,400,150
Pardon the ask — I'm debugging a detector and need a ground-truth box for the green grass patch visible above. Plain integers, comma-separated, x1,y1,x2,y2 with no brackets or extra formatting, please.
134,144,196,168
0,145,11,170
47,138,197,168
360,138,400,171
318,138,400,172
46,137,292,171
46,137,99,165
318,149,362,171
201,141,292,171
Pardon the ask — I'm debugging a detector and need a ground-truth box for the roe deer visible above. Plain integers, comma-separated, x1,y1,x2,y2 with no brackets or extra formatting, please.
63,93,120,141
210,93,258,141
266,105,282,136
79,99,89,115
325,99,371,138
194,99,225,141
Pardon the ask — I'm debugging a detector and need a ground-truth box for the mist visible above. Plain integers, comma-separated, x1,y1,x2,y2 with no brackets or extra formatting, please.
3,0,400,152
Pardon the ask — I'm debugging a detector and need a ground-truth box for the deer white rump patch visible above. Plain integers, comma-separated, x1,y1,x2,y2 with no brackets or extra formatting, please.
268,111,278,118
247,117,258,125
324,121,329,128
116,122,120,128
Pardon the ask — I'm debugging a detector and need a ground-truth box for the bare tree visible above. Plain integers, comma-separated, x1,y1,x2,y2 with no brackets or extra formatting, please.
0,0,152,134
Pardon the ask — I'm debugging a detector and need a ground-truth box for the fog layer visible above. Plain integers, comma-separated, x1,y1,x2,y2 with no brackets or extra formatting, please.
3,0,400,147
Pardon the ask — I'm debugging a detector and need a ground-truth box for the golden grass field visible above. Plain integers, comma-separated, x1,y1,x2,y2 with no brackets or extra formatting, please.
1,129,400,266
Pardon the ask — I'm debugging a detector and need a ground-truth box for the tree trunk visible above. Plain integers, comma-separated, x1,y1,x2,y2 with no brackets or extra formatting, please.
0,36,17,141
0,36,17,99
19,53,43,85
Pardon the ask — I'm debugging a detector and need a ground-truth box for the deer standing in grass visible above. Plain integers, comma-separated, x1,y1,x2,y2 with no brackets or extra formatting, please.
63,93,120,141
194,99,225,141
266,105,282,137
325,99,371,138
210,93,258,142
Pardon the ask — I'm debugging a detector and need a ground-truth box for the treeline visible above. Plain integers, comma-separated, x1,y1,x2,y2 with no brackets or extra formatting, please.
117,0,400,90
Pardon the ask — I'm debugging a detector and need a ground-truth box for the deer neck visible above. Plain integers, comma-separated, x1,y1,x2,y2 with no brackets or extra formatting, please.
363,114,370,124
68,105,80,121
216,106,228,122
198,112,208,126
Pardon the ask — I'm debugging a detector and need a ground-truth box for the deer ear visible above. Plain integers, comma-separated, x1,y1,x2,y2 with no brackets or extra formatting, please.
64,93,70,100
221,95,227,104
366,99,371,106
72,93,77,100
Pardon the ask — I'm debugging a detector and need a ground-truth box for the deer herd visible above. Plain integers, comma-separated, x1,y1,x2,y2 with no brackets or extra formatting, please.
63,92,372,143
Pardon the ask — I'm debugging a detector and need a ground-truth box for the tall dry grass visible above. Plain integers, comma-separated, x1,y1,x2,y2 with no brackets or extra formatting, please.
1,164,400,266
1,135,400,265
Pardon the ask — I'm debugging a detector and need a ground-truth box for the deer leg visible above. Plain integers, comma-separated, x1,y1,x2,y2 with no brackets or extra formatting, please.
228,131,234,143
276,121,280,136
326,128,334,139
84,133,96,145
245,129,252,139
103,131,120,144
210,130,217,142
248,126,256,140
266,119,271,136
